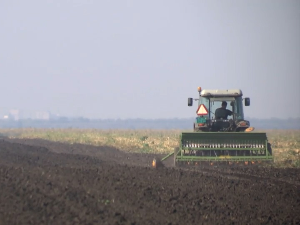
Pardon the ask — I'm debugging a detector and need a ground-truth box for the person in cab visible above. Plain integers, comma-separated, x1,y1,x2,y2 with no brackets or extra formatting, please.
215,101,233,119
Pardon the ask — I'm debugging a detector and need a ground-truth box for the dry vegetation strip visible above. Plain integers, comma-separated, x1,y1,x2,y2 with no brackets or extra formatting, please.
260,129,300,167
0,128,299,167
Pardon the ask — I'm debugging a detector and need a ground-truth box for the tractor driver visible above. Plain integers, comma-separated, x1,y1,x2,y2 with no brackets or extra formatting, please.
215,101,233,120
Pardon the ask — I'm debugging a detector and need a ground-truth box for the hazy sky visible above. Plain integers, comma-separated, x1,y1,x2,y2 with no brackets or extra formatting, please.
1,0,299,119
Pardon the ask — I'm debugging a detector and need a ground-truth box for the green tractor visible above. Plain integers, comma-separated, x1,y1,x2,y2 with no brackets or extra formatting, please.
155,87,273,168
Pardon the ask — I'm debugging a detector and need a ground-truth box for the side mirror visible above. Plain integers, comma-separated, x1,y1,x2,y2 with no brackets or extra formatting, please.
245,97,250,106
188,98,193,106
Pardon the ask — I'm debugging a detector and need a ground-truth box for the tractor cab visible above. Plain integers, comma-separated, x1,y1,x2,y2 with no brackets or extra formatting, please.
188,87,251,132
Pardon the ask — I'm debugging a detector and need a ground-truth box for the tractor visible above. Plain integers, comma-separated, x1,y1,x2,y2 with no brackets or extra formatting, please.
154,87,273,168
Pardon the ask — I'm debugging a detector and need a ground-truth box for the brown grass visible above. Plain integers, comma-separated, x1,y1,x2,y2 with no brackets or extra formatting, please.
258,129,300,167
0,128,299,167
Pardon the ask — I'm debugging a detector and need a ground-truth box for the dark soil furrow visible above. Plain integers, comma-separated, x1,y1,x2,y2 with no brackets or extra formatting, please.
0,138,299,225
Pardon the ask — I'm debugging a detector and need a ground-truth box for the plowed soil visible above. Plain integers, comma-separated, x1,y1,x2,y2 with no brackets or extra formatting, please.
0,137,299,225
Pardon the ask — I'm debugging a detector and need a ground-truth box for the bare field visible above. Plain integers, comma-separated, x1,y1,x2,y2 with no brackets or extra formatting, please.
0,128,299,167
0,137,299,224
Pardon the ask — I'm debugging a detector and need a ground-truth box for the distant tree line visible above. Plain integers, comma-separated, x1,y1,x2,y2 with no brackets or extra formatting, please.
0,117,299,130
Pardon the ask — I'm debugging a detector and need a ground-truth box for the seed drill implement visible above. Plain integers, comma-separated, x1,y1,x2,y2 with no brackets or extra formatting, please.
154,87,273,168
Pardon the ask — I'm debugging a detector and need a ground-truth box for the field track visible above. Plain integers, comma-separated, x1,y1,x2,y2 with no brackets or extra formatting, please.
0,138,299,224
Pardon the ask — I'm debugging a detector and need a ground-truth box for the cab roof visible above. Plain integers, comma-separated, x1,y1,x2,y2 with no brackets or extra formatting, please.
200,89,243,97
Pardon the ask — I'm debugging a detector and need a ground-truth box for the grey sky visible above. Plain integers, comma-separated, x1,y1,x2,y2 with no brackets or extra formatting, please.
1,0,299,119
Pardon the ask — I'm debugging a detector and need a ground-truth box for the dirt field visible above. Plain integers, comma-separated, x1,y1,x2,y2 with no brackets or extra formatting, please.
0,138,299,225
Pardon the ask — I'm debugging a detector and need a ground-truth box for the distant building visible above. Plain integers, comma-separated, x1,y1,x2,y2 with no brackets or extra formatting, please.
9,109,20,120
35,111,50,120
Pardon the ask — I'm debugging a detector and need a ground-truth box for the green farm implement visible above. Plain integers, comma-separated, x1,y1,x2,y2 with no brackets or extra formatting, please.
153,87,273,168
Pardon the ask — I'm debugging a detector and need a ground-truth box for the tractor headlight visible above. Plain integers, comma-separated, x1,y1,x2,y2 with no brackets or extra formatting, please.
238,121,249,127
